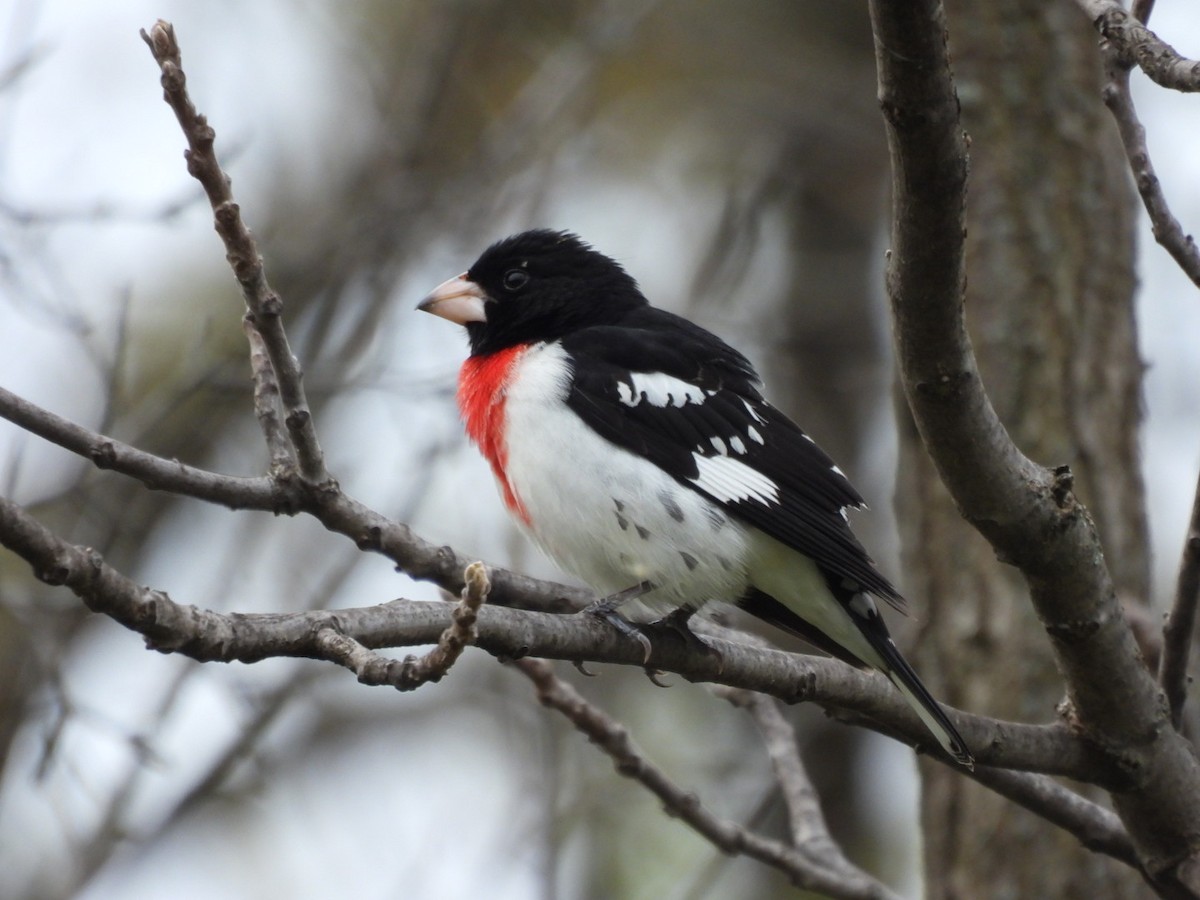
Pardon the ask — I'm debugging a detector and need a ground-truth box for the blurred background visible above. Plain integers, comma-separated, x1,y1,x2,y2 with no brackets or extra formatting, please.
0,1,1198,898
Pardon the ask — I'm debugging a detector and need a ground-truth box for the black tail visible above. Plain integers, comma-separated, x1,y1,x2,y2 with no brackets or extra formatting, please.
738,587,973,768
860,624,974,769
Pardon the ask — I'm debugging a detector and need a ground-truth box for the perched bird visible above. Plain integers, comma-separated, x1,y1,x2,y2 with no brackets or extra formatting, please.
419,229,972,767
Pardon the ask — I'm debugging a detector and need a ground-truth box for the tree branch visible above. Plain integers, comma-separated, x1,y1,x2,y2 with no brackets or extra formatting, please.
243,316,295,473
0,383,588,612
313,561,487,690
1075,0,1200,93
0,492,1125,784
718,687,880,887
1161,473,1200,729
1096,26,1200,289
869,0,1200,888
1089,0,1200,732
0,383,281,509
859,710,1143,874
965,767,1140,869
513,658,902,900
139,19,328,483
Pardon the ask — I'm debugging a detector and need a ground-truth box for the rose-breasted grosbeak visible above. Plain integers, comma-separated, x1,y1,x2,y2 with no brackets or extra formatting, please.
419,229,972,767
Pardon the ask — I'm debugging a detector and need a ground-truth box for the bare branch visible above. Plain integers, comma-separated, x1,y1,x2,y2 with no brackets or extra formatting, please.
966,767,1140,870
718,687,878,888
169,671,317,824
514,658,902,900
70,665,197,892
1162,474,1200,729
737,692,835,846
0,383,588,612
1098,42,1200,288
861,711,1143,874
139,19,327,483
0,492,1124,787
0,383,280,508
243,316,295,473
65,669,320,898
869,0,1200,885
1075,0,1200,92
1098,0,1200,729
314,561,487,690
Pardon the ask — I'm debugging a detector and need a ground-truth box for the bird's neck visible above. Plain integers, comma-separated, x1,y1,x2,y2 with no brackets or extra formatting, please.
457,345,531,523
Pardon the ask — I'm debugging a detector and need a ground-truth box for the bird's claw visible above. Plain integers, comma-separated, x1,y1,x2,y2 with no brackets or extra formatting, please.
580,583,656,664
582,601,654,664
644,607,725,674
644,668,671,687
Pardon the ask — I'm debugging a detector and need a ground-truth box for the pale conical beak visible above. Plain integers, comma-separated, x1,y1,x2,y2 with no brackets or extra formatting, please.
417,273,488,324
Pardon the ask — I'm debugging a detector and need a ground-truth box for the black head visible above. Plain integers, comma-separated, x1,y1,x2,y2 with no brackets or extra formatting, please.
418,230,647,356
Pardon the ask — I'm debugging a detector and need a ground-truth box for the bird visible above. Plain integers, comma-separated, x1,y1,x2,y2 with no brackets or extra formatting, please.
418,229,973,767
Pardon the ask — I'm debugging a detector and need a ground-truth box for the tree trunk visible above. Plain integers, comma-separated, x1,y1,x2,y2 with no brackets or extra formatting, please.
895,1,1150,896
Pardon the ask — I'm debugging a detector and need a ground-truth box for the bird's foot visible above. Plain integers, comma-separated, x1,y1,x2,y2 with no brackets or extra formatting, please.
579,586,720,674
580,581,656,664
580,580,655,617
643,606,725,674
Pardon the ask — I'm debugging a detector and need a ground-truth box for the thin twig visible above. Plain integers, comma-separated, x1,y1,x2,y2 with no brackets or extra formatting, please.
243,316,295,473
139,20,328,483
513,658,901,900
0,384,281,508
1098,43,1200,288
1075,0,1200,93
0,383,588,612
314,562,488,690
1089,2,1200,724
70,664,197,891
851,713,1142,874
1097,8,1200,719
65,668,319,900
725,689,1140,882
965,767,1140,869
1161,473,1200,729
718,687,867,880
170,670,318,823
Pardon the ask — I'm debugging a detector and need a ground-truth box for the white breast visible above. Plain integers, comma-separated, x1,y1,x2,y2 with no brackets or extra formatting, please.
499,342,753,613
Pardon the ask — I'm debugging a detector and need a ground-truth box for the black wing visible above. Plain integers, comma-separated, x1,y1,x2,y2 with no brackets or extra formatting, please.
561,307,905,611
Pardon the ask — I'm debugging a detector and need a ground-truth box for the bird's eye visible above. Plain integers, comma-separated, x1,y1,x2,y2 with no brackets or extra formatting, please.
502,268,530,291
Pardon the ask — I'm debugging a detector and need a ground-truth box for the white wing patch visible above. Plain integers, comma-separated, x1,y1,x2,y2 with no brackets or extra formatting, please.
742,398,767,424
690,454,780,506
621,371,710,408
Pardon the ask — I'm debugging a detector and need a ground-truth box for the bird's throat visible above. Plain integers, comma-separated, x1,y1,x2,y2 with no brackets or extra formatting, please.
458,345,531,523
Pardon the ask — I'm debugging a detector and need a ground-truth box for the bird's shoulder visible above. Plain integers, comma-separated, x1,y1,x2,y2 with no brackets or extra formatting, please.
560,305,758,393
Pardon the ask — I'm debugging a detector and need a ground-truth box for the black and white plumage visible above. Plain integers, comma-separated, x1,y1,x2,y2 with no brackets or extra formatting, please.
418,229,972,767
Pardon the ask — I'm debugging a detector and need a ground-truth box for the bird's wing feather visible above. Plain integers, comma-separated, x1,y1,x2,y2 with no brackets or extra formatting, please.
561,312,905,610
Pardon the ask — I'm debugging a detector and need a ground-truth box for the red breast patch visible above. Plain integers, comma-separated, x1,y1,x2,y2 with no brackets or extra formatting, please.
458,345,531,523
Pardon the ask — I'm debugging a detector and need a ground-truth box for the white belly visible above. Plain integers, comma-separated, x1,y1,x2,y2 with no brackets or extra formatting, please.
500,342,752,613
